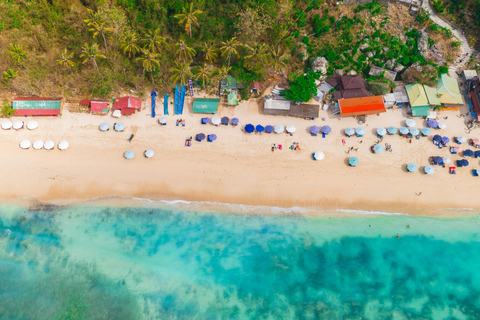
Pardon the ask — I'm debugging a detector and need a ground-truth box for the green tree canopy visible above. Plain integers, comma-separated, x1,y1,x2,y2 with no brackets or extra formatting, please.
285,71,321,102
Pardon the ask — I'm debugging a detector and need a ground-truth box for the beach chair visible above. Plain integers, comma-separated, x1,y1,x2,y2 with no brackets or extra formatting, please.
322,133,326,138
473,169,479,177
450,147,457,155
312,153,316,160
449,167,456,174
185,139,191,147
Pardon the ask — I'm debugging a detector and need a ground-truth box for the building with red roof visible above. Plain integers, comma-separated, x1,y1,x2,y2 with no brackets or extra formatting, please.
338,95,386,117
12,97,62,116
113,96,141,115
80,100,110,115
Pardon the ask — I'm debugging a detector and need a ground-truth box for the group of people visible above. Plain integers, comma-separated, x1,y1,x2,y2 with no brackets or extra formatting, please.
176,119,186,127
271,144,282,152
290,142,301,151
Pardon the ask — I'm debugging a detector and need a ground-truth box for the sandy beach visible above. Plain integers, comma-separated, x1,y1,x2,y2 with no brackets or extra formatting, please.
0,96,478,216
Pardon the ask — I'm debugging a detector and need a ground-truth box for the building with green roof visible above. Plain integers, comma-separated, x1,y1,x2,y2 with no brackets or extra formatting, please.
435,74,463,107
405,83,430,117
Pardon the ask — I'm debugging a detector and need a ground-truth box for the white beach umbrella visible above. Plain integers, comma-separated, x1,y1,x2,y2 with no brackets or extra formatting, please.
124,150,135,159
406,119,416,128
44,140,54,150
314,151,325,161
58,141,69,150
274,125,284,134
112,109,122,118
457,136,467,143
19,140,31,149
286,125,296,133
442,157,451,164
27,120,38,130
145,149,154,158
13,121,23,130
99,122,110,131
438,122,447,129
33,140,44,150
114,122,125,132
2,120,12,130
211,116,221,125
159,117,167,124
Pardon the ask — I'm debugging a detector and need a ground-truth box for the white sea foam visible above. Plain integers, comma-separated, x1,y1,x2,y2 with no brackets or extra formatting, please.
335,209,407,216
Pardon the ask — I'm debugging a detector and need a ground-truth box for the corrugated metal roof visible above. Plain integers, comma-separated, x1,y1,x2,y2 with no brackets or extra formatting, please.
114,96,141,110
424,85,441,105
264,97,291,110
436,74,463,105
14,97,61,101
411,105,430,117
405,83,429,107
339,95,386,117
193,98,220,113
13,100,61,110
14,109,61,116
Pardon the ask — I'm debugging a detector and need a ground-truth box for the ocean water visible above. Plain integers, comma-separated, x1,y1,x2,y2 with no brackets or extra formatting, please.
0,204,480,319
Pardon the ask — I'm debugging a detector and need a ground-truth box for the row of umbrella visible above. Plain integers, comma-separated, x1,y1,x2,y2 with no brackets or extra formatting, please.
2,120,38,130
426,120,447,129
100,122,125,132
195,133,217,142
245,124,296,134
310,125,331,135
20,140,69,150
433,135,450,145
345,127,365,137
124,150,155,159
406,164,435,174
201,117,239,126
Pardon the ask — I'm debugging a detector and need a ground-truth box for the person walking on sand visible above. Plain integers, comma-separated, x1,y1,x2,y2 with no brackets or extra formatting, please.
342,139,346,145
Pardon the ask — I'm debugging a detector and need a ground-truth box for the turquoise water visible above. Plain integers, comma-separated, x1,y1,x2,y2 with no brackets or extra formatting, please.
0,205,480,319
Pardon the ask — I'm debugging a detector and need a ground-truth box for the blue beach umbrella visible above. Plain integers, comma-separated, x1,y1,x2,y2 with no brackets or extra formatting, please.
457,159,469,167
387,126,397,135
464,149,474,157
377,127,387,136
355,127,365,136
421,127,431,136
201,117,211,124
427,120,438,128
310,125,320,134
221,117,229,125
442,136,450,144
231,118,239,125
124,150,135,159
345,128,355,136
245,124,255,133
373,144,384,153
433,135,442,143
265,125,274,133
207,134,217,142
322,126,332,134
399,127,409,135
407,163,418,172
475,150,480,158
409,128,420,136
256,125,265,133
196,133,206,141
349,157,359,167
433,156,443,165
424,165,435,175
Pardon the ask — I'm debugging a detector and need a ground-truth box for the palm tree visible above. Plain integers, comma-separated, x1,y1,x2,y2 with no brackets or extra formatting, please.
195,64,214,87
216,65,231,85
135,49,160,73
121,31,140,58
86,21,114,51
8,43,27,63
244,43,269,69
220,37,242,67
142,28,167,55
57,48,75,68
175,40,196,63
202,42,217,64
80,43,106,69
170,61,193,86
269,46,288,74
174,3,203,38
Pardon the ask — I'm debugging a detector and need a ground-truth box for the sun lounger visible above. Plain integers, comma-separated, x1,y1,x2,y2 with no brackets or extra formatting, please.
473,169,479,177
450,147,457,155
185,139,191,147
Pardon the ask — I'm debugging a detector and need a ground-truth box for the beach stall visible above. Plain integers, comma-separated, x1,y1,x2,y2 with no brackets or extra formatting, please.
193,98,220,114
274,125,284,134
99,122,110,131
405,83,430,117
424,165,435,175
407,163,418,172
58,141,69,150
124,150,135,159
1,120,12,130
345,128,355,137
144,150,154,158
244,124,254,133
81,100,109,115
310,125,320,136
349,157,359,167
114,96,141,115
27,121,38,130
312,151,324,161
19,140,31,149
338,96,386,117
13,97,62,116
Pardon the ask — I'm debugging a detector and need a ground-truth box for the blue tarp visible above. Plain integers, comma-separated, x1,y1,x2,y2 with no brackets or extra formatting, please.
151,90,156,118
164,94,169,115
174,85,179,115
179,84,186,114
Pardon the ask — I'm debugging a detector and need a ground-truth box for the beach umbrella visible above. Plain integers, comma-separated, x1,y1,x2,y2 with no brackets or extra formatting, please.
159,117,167,125
433,156,443,165
145,149,154,158
207,134,217,142
456,136,467,144
473,138,480,146
274,125,284,134
321,125,332,135
1,120,12,130
201,117,211,124
438,122,447,129
399,127,409,135
349,157,359,167
409,128,420,136
221,117,229,125
265,125,274,133
124,150,135,159
377,127,387,136
13,121,23,130
453,146,461,153
442,157,451,164
345,128,355,136
387,126,397,135
407,163,418,172
421,127,431,136
244,124,254,133
314,151,325,161
99,122,110,131
231,118,239,125
458,159,469,167
310,125,320,134
44,140,54,150
406,119,417,128
355,127,365,135
424,165,435,175
464,149,474,157
211,117,221,125
475,151,480,158
33,140,44,150
256,125,264,133
114,122,125,132
112,109,122,118
373,144,384,153
19,140,31,149
58,141,69,150
196,133,206,141
427,120,438,128
433,135,442,143
441,136,450,144
286,125,296,133
27,121,38,130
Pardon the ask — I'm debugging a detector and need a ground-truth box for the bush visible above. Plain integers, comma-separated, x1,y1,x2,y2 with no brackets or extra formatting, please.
285,71,321,102
0,101,15,117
